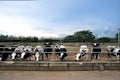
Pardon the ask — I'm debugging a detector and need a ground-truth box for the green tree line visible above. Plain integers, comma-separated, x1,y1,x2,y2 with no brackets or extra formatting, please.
0,34,59,43
0,30,118,43
62,30,117,43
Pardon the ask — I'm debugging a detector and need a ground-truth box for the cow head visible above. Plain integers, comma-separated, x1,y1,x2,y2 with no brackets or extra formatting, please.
60,52,67,61
11,52,16,60
79,45,88,53
59,45,67,61
107,45,116,52
21,52,26,59
55,43,60,49
75,45,88,61
44,42,52,47
91,43,100,47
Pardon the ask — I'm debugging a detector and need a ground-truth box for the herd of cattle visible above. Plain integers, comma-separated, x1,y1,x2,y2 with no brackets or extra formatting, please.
0,42,120,61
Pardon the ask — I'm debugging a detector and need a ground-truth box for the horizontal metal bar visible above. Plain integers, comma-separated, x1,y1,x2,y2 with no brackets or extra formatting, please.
0,47,118,48
0,61,119,63
0,51,119,54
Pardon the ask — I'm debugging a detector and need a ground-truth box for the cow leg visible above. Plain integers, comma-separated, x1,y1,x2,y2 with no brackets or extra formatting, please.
0,57,2,61
1,53,9,61
118,55,120,61
95,53,100,60
35,52,40,61
57,53,61,60
26,53,31,61
116,54,120,61
91,53,94,60
41,54,44,61
29,53,32,61
97,54,100,60
47,54,51,60
85,54,88,60
56,55,58,60
119,55,120,61
56,54,58,60
95,53,98,59
0,54,2,61
55,53,59,60
45,54,47,60
60,57,63,61
117,51,120,61
108,52,112,59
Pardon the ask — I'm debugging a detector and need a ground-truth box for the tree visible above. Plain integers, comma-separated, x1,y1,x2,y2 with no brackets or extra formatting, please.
0,34,8,41
97,37,111,43
32,37,38,42
73,30,95,42
62,30,95,42
62,35,75,42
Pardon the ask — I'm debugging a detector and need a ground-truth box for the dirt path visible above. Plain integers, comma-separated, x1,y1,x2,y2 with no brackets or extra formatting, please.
0,71,120,80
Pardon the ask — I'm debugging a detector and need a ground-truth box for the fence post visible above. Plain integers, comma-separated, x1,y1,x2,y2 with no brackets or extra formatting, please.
118,28,120,47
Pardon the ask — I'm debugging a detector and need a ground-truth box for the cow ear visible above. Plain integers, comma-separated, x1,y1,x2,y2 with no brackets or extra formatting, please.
97,43,100,46
50,42,53,45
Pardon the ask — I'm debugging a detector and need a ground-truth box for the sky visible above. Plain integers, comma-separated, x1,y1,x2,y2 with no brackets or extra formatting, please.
0,0,120,38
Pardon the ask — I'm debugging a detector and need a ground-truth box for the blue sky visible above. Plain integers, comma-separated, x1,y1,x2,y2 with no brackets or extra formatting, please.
0,0,120,38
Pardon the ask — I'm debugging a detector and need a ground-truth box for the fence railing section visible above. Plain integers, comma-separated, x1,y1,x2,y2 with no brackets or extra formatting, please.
0,46,119,61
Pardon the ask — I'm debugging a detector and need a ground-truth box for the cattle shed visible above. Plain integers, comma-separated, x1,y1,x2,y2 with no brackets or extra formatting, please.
0,61,120,71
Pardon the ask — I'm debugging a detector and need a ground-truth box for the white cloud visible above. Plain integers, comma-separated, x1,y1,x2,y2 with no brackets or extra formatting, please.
0,13,59,38
0,11,95,38
0,2,59,38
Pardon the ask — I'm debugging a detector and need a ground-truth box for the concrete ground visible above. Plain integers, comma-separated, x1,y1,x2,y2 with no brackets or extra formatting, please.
0,71,120,80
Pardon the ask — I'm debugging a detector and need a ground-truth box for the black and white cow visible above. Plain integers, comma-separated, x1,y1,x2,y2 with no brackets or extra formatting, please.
107,45,116,59
91,43,101,60
59,45,67,61
33,45,44,61
11,45,25,60
107,45,120,61
0,45,6,61
0,45,17,61
113,47,120,61
54,44,67,61
21,46,32,60
44,42,52,60
54,43,60,60
75,45,89,61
